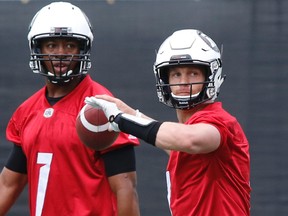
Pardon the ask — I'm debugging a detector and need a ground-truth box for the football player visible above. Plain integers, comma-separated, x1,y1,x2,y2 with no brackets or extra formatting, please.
86,29,251,216
0,2,140,216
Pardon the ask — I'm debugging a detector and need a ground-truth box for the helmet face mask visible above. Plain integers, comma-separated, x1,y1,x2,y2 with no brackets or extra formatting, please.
154,29,225,110
29,52,90,84
27,2,93,84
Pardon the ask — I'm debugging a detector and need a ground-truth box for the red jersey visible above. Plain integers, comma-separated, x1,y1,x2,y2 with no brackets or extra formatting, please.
6,75,139,216
166,102,250,216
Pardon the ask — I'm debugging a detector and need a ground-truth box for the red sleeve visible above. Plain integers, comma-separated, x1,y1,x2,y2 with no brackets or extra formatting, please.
100,132,139,154
6,113,22,146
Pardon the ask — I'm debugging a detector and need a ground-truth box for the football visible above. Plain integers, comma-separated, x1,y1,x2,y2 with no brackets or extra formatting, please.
76,104,119,151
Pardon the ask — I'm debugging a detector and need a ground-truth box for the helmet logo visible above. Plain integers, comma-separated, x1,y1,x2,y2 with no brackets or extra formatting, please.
211,60,220,71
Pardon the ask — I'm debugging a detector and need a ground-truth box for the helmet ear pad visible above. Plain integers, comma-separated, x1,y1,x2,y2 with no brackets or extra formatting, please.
205,59,225,100
158,67,171,101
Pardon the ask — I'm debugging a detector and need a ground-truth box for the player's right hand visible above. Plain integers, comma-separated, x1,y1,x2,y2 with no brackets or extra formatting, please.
84,97,122,132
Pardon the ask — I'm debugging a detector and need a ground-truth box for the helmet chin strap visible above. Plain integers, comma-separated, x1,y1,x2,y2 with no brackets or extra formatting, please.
47,69,74,84
171,92,200,101
47,69,73,77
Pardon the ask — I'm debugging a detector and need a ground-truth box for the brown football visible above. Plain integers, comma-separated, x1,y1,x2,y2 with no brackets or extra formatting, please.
76,104,119,151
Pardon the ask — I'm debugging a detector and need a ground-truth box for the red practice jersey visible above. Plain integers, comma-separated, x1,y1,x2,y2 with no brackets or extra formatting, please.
6,75,139,216
166,102,251,216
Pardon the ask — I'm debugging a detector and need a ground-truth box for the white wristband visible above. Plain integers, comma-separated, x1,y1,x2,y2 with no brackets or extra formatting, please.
135,109,142,117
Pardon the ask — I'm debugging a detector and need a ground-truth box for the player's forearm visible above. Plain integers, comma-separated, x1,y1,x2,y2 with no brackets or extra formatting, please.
0,190,14,216
114,114,219,154
116,188,140,216
0,168,27,215
108,171,140,216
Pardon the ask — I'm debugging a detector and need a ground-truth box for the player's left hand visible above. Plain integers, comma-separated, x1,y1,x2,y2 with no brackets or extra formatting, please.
85,97,122,132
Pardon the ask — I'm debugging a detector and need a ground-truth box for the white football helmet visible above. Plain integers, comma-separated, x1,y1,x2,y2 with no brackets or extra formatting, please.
154,29,225,109
27,2,93,84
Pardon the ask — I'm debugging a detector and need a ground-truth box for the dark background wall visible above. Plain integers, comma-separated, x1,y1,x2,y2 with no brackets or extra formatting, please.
0,0,288,215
